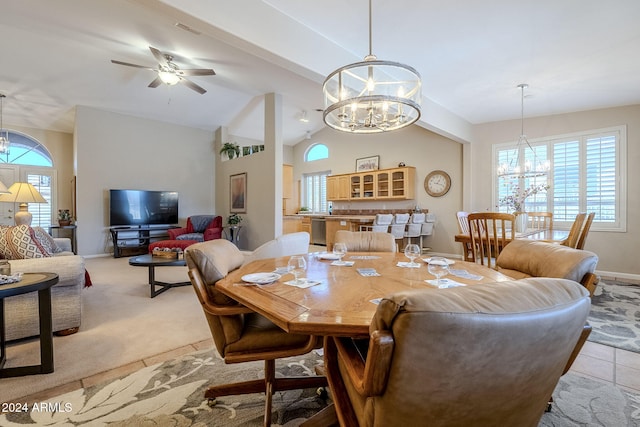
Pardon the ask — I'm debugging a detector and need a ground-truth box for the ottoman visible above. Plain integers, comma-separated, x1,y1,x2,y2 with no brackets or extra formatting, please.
149,239,198,253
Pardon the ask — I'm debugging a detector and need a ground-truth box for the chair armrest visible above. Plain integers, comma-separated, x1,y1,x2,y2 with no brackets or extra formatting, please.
54,237,72,252
168,227,188,240
334,330,394,396
203,227,223,241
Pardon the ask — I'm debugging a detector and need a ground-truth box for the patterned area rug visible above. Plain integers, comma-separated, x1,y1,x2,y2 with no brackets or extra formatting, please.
1,348,639,426
588,280,640,353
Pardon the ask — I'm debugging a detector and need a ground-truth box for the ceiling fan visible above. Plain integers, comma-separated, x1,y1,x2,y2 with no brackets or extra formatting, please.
111,46,215,94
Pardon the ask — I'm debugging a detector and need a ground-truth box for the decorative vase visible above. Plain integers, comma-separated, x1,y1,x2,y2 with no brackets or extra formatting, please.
514,212,528,233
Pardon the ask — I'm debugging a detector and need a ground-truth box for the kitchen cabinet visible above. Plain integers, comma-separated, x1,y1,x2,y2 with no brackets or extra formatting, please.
325,216,375,251
283,216,303,234
301,216,312,240
327,167,415,201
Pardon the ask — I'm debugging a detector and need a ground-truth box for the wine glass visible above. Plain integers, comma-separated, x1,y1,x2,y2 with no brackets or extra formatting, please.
333,242,347,265
404,243,421,267
428,257,450,288
287,255,307,285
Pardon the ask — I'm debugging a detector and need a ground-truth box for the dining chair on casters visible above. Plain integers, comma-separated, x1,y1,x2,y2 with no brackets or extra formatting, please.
467,212,515,269
184,239,326,427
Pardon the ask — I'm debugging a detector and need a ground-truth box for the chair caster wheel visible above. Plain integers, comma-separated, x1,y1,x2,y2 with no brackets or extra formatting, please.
316,387,328,399
207,398,217,407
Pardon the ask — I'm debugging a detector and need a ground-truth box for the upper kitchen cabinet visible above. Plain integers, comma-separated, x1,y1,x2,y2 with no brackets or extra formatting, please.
327,167,415,201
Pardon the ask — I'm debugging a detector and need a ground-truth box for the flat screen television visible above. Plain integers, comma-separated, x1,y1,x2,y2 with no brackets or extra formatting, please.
109,189,179,226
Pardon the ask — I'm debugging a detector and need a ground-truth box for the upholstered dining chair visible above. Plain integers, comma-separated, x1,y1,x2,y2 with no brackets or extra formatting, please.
334,230,396,252
528,211,553,230
561,212,587,249
185,239,326,426
467,212,515,269
576,212,595,250
323,278,591,427
241,231,309,265
456,211,474,261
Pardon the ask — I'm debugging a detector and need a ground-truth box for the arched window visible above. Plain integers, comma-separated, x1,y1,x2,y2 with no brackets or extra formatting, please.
305,143,328,162
0,131,55,227
0,131,53,166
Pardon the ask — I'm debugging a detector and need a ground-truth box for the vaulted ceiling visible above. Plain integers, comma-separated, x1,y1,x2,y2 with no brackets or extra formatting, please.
2,0,639,145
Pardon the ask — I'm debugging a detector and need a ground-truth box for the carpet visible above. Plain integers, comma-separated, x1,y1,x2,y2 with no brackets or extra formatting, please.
1,348,639,427
588,280,640,353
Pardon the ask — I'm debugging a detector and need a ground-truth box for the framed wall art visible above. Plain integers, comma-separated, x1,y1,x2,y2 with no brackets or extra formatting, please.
356,155,380,172
230,172,247,213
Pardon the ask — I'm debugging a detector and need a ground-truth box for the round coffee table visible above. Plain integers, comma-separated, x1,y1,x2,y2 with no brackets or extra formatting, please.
0,272,59,377
129,254,189,298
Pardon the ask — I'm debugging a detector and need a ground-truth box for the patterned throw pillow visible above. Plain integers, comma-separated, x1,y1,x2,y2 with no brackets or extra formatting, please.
0,225,51,259
32,226,62,254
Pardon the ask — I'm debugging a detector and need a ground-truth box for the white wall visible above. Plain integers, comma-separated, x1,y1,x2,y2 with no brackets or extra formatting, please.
75,106,215,256
293,125,464,257
471,105,640,277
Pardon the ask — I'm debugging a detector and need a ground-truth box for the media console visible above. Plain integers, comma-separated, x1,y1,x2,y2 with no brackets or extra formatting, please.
109,225,179,258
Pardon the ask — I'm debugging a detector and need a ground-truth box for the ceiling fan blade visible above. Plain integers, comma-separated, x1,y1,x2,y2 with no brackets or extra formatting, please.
149,46,169,66
148,76,163,88
179,68,216,76
180,78,207,94
111,60,155,70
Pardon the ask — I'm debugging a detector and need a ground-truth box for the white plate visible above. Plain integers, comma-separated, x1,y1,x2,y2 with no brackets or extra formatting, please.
318,253,341,260
422,258,455,265
241,272,281,285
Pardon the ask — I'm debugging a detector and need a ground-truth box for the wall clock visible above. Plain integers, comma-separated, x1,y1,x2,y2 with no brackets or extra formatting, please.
424,170,451,197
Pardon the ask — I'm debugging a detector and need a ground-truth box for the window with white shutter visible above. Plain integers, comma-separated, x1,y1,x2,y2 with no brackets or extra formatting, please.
494,125,626,232
302,171,329,214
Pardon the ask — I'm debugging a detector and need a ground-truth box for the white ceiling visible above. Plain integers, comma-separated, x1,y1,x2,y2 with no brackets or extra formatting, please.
1,0,639,145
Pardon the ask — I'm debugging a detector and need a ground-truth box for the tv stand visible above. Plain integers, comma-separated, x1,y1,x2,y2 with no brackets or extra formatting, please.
109,225,178,258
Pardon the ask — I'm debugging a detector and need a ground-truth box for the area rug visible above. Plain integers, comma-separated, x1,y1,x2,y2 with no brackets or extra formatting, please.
588,280,640,353
1,348,639,427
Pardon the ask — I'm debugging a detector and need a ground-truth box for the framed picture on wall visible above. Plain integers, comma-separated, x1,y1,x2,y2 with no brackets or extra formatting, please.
356,155,380,172
230,172,247,213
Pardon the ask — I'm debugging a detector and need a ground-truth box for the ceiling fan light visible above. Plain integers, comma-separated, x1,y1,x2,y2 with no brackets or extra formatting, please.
158,71,180,85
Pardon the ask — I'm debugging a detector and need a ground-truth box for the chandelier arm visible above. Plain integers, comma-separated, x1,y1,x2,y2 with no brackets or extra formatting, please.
368,0,373,57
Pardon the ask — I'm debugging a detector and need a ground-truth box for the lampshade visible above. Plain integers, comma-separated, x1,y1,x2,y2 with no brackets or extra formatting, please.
323,0,422,133
0,182,47,226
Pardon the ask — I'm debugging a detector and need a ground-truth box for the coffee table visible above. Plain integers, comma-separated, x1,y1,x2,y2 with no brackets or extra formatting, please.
0,272,59,377
129,254,189,298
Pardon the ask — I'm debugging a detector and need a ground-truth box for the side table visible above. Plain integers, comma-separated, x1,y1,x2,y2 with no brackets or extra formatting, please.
223,225,242,246
0,272,59,378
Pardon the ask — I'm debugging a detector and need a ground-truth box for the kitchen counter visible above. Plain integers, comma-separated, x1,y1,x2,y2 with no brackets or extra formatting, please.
325,215,375,222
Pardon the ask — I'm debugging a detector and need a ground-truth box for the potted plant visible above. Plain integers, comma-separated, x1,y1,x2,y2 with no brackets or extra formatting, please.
227,213,243,227
220,142,240,160
58,209,72,226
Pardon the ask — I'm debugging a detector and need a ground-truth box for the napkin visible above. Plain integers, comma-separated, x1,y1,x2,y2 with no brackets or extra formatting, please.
449,269,483,281
425,278,467,289
283,279,322,288
331,260,355,266
396,262,421,268
357,268,381,277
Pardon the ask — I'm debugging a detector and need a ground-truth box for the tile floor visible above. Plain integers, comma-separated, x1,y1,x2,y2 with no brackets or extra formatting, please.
12,337,640,406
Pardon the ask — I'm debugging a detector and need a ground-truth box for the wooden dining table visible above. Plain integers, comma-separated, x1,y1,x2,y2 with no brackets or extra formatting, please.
454,228,569,246
215,252,513,338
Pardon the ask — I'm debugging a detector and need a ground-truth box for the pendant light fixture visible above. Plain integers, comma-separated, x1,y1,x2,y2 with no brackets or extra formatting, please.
322,0,422,133
0,94,10,154
497,84,549,178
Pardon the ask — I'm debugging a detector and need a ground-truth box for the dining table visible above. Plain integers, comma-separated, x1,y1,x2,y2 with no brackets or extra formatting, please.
454,228,569,246
215,252,513,338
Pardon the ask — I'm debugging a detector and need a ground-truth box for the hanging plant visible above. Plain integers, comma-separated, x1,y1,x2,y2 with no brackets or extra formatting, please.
220,142,240,159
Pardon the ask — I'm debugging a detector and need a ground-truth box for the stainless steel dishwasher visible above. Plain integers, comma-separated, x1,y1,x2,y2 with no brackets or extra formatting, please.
311,217,327,245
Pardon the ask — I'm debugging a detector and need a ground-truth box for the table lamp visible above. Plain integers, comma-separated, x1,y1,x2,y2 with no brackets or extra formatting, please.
0,182,47,226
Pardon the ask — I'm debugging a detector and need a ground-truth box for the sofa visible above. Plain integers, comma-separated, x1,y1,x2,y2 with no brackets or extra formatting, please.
496,239,599,295
2,229,85,341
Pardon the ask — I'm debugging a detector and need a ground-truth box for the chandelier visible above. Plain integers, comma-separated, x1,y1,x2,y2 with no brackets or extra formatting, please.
497,84,549,178
322,0,422,133
0,94,9,154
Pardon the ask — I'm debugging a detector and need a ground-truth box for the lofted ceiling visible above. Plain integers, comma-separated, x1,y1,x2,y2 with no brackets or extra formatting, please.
1,0,639,145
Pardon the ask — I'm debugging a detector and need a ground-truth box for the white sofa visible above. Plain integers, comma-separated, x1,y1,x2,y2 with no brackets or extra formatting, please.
5,237,86,341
